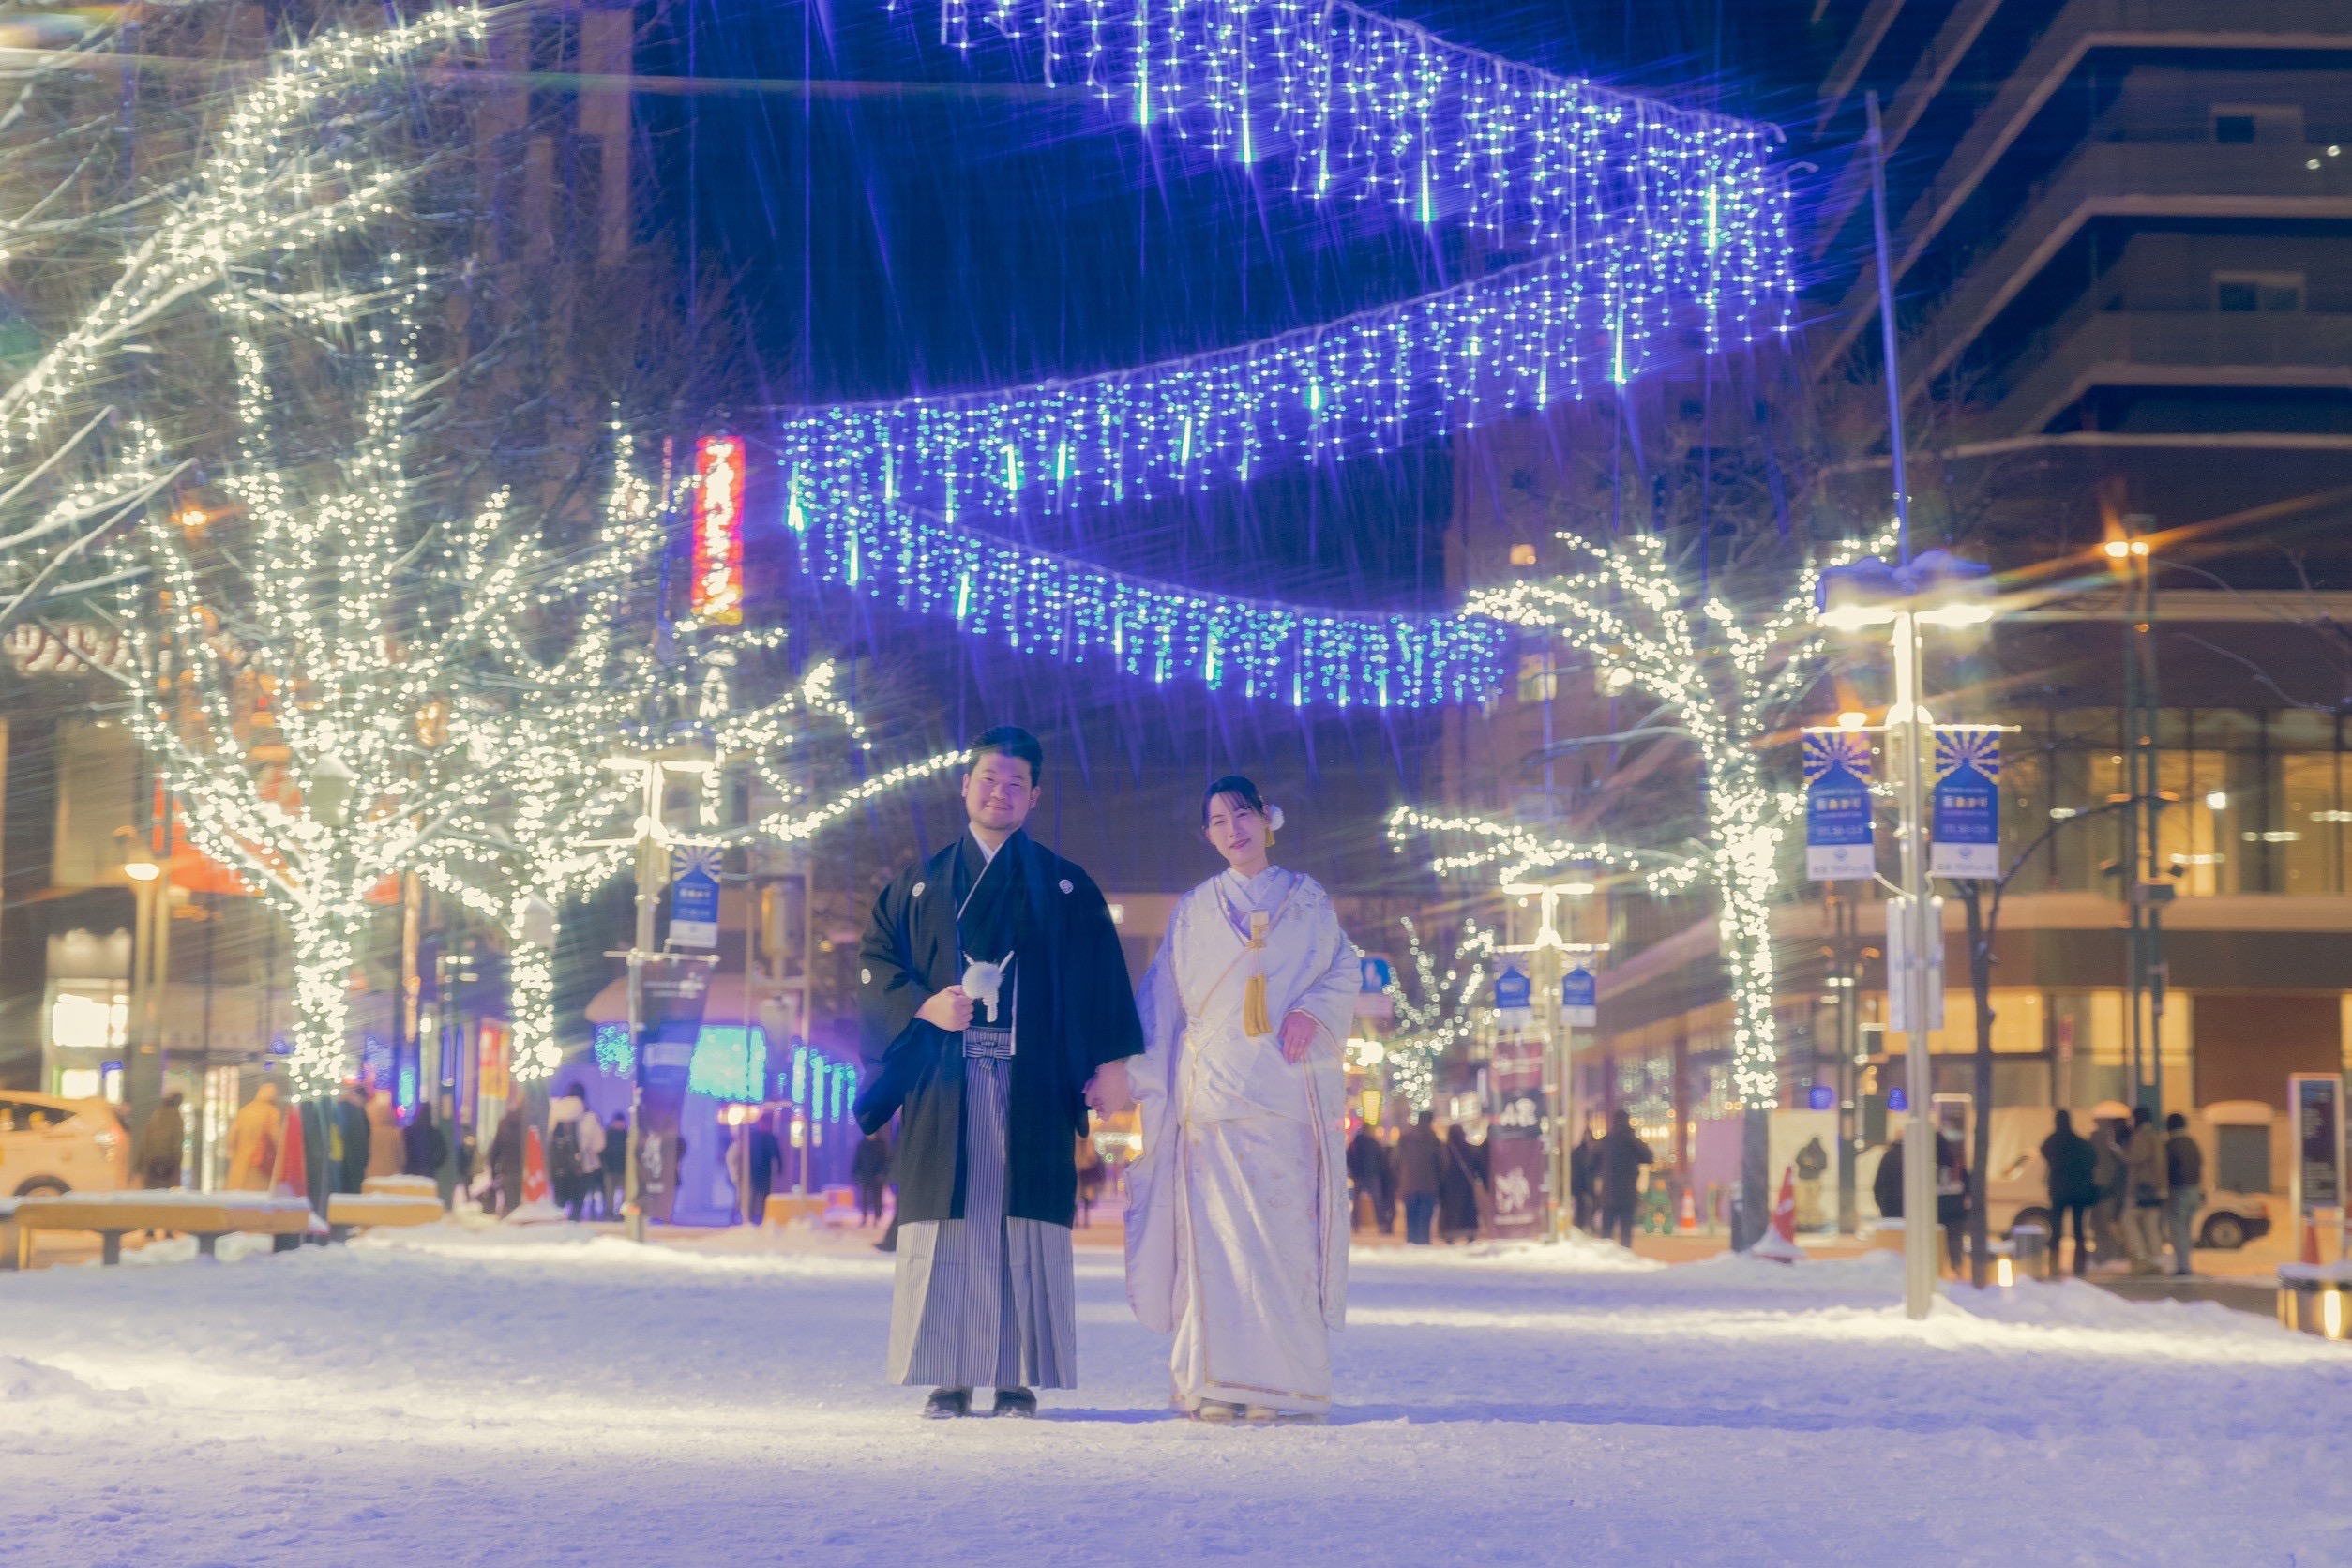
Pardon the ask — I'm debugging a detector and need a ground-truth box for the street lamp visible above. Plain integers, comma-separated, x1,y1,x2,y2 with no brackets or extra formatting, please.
1817,549,1994,1320
602,731,720,1244
114,828,170,1138
1499,878,1606,1240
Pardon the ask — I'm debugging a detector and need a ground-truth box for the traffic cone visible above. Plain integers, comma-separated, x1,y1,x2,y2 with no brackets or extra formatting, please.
1749,1167,1803,1262
522,1125,550,1207
1678,1188,1697,1232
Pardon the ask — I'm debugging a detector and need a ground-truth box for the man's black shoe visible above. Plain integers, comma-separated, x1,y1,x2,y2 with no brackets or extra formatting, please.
991,1387,1037,1419
923,1387,972,1420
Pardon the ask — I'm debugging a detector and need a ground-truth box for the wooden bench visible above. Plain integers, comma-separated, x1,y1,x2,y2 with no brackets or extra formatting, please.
10,1192,319,1265
326,1192,445,1229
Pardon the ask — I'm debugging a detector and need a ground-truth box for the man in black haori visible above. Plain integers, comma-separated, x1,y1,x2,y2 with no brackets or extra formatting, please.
853,726,1143,1420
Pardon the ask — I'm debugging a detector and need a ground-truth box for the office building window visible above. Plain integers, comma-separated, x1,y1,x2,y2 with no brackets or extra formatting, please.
2214,271,2305,314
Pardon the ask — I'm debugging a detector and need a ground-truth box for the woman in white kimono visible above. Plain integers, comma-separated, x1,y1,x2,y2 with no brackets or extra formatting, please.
1107,775,1360,1422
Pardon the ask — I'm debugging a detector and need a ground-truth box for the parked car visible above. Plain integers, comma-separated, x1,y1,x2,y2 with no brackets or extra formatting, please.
0,1092,128,1197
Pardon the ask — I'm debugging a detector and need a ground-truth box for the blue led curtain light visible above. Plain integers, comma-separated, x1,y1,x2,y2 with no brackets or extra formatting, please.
915,0,1792,329
794,501,1505,707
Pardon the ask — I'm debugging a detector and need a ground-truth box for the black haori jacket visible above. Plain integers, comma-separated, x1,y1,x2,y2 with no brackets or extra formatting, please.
853,830,1142,1228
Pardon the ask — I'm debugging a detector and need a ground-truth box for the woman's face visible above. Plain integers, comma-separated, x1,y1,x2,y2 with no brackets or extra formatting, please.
1204,792,1267,869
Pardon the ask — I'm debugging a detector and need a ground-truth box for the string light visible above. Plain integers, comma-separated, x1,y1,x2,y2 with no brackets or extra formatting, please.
772,236,1775,549
1388,527,1895,1111
1380,914,1496,1111
908,0,1792,351
795,501,1505,707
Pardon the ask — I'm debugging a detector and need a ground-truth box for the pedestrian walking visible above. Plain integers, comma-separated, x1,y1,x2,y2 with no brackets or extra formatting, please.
1595,1109,1652,1248
1439,1123,1485,1244
744,1112,781,1225
1347,1120,1395,1234
1793,1136,1830,1231
1935,1129,1970,1275
2164,1111,2203,1277
365,1091,402,1182
133,1090,186,1191
548,1087,597,1220
598,1114,626,1214
331,1080,370,1194
224,1082,282,1192
403,1102,449,1206
2122,1105,2170,1274
852,1129,892,1226
1568,1123,1599,1233
487,1095,526,1216
2089,1114,2130,1268
1393,1110,1443,1245
2039,1108,2097,1277
852,726,1143,1421
1075,1133,1104,1227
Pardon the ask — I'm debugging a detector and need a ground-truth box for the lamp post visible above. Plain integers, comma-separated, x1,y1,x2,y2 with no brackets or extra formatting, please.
1818,558,1994,1319
1499,878,1604,1240
601,737,717,1244
117,829,168,1142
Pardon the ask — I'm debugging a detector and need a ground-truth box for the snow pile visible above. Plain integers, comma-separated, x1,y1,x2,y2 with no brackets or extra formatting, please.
1351,1232,1664,1274
119,1231,281,1268
2,1225,2349,1563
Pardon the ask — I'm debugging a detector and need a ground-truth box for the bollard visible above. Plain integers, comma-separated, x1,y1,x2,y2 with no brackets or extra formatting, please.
2011,1222,2047,1277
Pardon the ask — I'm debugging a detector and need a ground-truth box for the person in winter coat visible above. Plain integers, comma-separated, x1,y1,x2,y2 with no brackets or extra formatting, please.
2163,1111,2202,1278
331,1081,370,1194
403,1103,450,1206
547,1088,595,1218
600,1113,627,1219
1595,1109,1653,1247
852,1129,893,1226
133,1091,186,1190
487,1096,527,1216
1392,1111,1444,1245
2089,1118,2130,1268
2040,1108,2099,1276
1568,1124,1600,1233
1438,1124,1486,1244
1872,1128,1968,1271
1347,1122,1395,1233
364,1091,402,1181
745,1114,782,1226
2122,1105,2170,1274
224,1083,282,1192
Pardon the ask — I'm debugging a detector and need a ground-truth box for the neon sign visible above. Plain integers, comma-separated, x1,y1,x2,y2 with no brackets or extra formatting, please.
693,434,745,626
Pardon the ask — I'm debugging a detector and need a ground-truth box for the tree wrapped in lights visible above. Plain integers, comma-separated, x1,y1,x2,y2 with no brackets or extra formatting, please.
1378,914,1497,1112
1390,526,1888,1240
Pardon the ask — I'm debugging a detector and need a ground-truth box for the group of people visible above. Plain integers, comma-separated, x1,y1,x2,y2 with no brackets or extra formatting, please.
852,728,1357,1423
1345,1113,1489,1245
2039,1105,2203,1277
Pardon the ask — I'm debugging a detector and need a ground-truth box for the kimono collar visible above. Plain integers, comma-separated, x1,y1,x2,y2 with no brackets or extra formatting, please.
1218,863,1289,907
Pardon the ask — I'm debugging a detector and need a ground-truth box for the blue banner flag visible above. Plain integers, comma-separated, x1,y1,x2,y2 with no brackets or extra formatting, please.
668,845,722,948
1932,727,2001,879
1560,966,1597,1028
1803,730,1875,882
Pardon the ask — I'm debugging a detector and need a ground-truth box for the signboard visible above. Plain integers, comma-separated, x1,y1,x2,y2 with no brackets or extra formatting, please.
1883,896,1945,1033
1931,726,2001,879
691,434,745,626
1802,730,1875,882
669,845,721,949
1353,954,1395,1020
1496,968,1533,1019
1485,1139,1545,1241
2292,1073,2343,1215
1560,966,1597,1029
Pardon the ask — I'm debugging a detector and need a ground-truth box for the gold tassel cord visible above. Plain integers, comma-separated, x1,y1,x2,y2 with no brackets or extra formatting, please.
1243,911,1273,1037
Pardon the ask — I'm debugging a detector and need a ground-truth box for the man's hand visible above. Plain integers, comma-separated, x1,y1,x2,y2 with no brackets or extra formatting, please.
1277,1010,1319,1065
916,987,974,1033
1085,1059,1136,1117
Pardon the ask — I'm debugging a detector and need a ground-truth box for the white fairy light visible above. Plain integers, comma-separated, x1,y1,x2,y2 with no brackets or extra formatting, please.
1389,526,1893,1111
1380,914,1497,1111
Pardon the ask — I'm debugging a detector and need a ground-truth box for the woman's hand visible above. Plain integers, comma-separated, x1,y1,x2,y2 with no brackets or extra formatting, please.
1277,1011,1319,1064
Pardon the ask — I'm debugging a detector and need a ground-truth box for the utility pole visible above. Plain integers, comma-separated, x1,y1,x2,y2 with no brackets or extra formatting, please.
1499,880,1604,1240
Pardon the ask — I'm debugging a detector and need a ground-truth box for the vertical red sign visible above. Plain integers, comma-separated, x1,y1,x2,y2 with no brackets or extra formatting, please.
693,434,745,626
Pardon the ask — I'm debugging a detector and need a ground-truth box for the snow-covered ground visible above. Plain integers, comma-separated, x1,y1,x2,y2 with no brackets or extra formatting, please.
4,1225,2348,1565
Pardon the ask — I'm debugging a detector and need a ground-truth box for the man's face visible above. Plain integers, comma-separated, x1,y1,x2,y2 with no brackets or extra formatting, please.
962,751,1040,837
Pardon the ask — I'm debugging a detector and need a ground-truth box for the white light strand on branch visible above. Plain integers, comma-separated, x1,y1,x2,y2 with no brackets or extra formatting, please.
793,499,1506,708
1391,526,1894,1111
907,0,1791,337
1381,913,1496,1111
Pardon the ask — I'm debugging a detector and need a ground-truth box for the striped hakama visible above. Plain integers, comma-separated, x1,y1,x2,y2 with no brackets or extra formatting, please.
885,1053,1078,1390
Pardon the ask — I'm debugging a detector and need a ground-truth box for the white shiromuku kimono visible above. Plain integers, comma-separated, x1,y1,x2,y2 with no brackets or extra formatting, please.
1123,865,1360,1415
